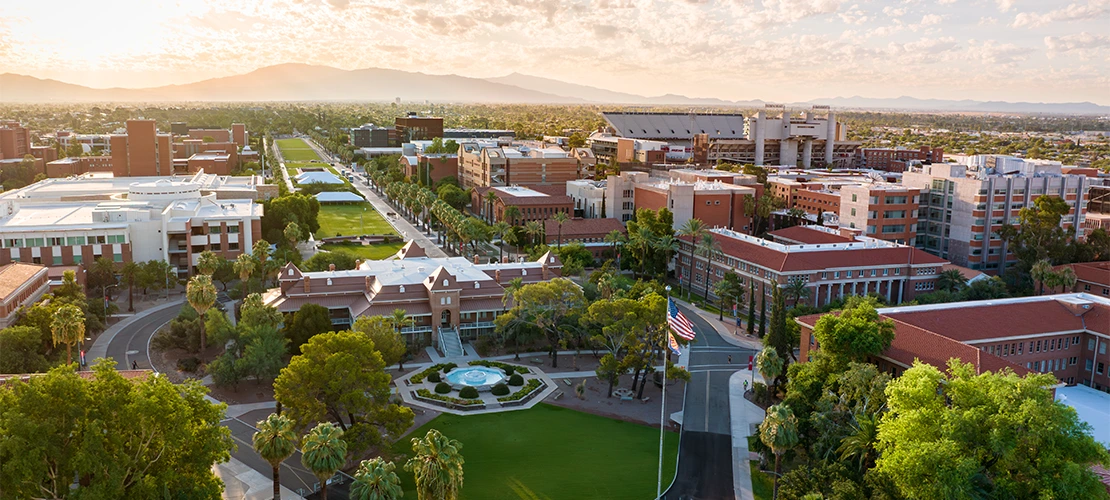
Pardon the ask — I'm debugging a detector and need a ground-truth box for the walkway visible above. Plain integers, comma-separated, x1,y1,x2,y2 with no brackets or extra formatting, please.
87,299,184,370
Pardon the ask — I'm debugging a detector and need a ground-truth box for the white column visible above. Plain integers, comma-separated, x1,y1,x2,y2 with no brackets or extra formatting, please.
838,282,845,301
896,280,904,304
851,282,858,296
885,280,893,303
826,283,832,305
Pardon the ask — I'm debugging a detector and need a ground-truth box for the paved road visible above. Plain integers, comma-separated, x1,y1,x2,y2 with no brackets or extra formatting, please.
664,302,756,500
103,305,181,370
226,410,326,498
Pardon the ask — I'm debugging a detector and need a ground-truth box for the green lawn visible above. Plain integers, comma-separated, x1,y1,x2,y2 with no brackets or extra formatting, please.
319,241,404,260
276,138,321,162
315,202,395,238
750,461,773,500
390,404,679,500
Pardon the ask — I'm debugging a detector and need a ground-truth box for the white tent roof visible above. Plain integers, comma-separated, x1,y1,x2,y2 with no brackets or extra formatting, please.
315,191,365,203
294,171,344,184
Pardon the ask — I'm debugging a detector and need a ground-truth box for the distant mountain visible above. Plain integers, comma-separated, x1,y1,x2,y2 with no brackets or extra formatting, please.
485,73,762,106
808,95,1110,115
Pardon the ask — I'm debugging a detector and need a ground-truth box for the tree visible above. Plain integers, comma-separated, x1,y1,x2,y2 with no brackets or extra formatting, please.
503,205,521,226
483,190,498,223
304,251,358,272
234,252,256,298
595,353,627,398
51,304,85,365
961,276,1010,301
186,274,217,351
283,303,334,352
696,233,721,304
252,413,297,500
354,315,406,370
405,429,464,500
285,221,304,248
783,278,810,307
523,220,544,248
141,260,175,297
0,360,233,498
713,272,745,322
253,239,273,286
241,327,288,383
352,457,404,500
1054,265,1078,293
998,195,1075,275
492,221,510,262
604,229,624,268
876,360,1110,499
437,184,469,211
302,422,348,500
764,286,794,366
499,278,586,368
119,261,142,312
837,413,879,475
552,211,569,248
758,285,767,338
196,250,221,276
811,300,895,363
274,331,414,455
935,268,967,294
0,326,48,374
759,403,799,500
756,346,783,396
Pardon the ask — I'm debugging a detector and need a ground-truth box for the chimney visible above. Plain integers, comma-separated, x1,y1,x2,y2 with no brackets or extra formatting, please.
304,276,311,293
542,260,549,280
495,269,501,284
365,276,372,292
329,263,336,272
502,256,508,263
355,259,362,269
473,254,480,264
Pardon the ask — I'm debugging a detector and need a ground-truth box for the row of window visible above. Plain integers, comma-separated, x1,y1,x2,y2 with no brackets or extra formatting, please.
207,226,240,235
1027,358,1076,373
4,234,125,248
821,268,900,280
13,253,123,265
988,335,1082,357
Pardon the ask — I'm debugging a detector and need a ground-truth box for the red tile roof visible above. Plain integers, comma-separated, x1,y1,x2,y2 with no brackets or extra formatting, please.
883,300,1095,342
699,231,948,273
0,263,46,300
1057,261,1110,288
544,218,626,238
769,226,854,245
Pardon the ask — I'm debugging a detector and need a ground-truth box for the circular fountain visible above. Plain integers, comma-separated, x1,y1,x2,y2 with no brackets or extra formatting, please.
444,366,506,391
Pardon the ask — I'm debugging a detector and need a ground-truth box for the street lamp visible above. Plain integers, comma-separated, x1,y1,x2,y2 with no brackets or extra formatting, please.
104,283,119,325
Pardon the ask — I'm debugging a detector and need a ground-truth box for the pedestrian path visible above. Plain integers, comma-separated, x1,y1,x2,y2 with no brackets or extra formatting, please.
86,299,185,363
729,370,766,500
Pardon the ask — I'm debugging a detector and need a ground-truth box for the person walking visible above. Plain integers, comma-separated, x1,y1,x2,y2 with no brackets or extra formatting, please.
132,360,138,370
728,355,732,364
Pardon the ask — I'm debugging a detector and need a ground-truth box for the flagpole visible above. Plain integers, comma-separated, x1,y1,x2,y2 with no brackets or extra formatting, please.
658,286,672,499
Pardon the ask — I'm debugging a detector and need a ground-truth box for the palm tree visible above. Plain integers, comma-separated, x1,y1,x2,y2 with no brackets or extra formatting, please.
629,226,656,277
51,304,85,365
713,273,745,322
405,429,464,500
252,413,297,500
1055,266,1077,294
196,250,220,276
253,239,272,286
696,233,720,304
676,219,708,297
391,308,410,333
759,404,799,500
523,220,544,249
352,457,403,500
187,274,217,351
492,221,510,263
604,229,625,269
936,268,967,294
1030,259,1052,295
302,422,348,500
501,277,523,307
783,279,810,307
234,253,256,298
552,211,569,248
837,413,879,475
119,261,142,312
756,346,783,397
502,205,521,226
285,221,303,249
484,190,498,223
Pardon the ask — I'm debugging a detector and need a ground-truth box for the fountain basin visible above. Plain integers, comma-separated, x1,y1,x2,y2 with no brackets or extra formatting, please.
444,366,506,391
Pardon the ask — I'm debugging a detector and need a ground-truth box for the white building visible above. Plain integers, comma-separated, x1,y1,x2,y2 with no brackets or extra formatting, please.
565,179,607,218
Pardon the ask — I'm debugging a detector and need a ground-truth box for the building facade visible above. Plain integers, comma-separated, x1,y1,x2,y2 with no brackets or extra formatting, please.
605,170,760,231
566,179,608,218
0,263,50,328
457,142,579,190
838,184,921,245
110,120,173,177
472,185,573,224
856,146,944,171
351,124,391,148
1056,261,1110,297
692,106,862,168
395,115,444,142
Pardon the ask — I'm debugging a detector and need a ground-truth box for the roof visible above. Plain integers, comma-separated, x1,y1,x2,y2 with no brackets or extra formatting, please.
602,112,747,140
544,218,626,238
314,191,365,203
293,171,343,184
0,263,46,300
1057,261,1110,288
769,226,854,245
941,263,988,283
492,186,549,198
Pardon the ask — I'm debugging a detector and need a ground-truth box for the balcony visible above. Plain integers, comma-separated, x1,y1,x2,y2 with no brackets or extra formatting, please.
459,321,495,330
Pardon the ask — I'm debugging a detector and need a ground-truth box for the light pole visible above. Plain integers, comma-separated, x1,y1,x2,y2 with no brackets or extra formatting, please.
104,283,119,325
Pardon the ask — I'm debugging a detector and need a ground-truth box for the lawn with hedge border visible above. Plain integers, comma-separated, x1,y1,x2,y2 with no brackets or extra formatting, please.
391,404,679,500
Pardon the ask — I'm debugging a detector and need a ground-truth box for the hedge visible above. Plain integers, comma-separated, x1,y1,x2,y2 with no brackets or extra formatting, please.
508,373,525,386
411,362,458,383
468,359,528,375
427,372,441,383
459,386,479,399
491,383,510,396
416,388,482,406
434,382,452,394
497,378,543,403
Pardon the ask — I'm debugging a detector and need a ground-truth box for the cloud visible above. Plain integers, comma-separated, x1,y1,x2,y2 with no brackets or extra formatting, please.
919,14,942,26
1011,0,1110,28
592,24,619,38
996,0,1016,12
1045,32,1110,59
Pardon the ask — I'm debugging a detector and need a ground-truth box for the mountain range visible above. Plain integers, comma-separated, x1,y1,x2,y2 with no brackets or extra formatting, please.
2,63,1107,115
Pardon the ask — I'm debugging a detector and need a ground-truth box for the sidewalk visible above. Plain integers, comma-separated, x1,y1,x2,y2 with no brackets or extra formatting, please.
729,370,766,500
86,298,185,362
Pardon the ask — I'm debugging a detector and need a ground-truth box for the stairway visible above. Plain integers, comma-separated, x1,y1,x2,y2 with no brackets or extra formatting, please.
438,327,465,358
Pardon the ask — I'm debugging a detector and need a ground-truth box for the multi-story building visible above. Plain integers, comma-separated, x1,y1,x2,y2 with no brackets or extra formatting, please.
838,184,921,245
395,115,444,142
0,263,50,329
902,162,1091,272
457,142,578,189
676,225,947,308
443,129,515,140
566,179,608,218
351,124,391,148
0,121,30,161
471,185,572,224
187,128,231,143
265,244,561,346
856,146,944,171
45,156,114,177
605,170,760,230
544,218,626,259
231,124,247,148
29,146,57,167
1055,261,1110,297
55,132,112,154
401,153,459,186
0,172,264,277
797,293,1110,391
693,105,861,168
587,133,669,165
110,119,173,177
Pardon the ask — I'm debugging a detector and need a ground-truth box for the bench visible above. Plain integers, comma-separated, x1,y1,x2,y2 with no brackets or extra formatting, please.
563,379,572,386
531,358,544,365
553,391,564,401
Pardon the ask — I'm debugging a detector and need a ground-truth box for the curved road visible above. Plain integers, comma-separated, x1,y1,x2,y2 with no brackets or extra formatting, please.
664,302,756,500
102,304,182,370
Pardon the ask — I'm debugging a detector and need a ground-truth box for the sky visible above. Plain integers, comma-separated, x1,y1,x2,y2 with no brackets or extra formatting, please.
1,0,1108,104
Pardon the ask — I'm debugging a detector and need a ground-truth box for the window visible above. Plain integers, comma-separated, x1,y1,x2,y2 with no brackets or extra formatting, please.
52,256,62,265
884,210,907,219
1017,343,1023,355
27,238,44,247
228,226,240,234
107,235,125,244
1070,357,1078,365
228,242,239,251
1099,362,1105,375
91,235,106,244
4,239,22,248
846,271,853,278
1090,339,1096,350
67,236,86,245
1101,343,1107,355
1036,340,1042,352
1051,339,1056,350
852,194,857,202
885,196,908,205
834,272,840,279
113,253,122,263
73,254,82,264
1086,359,1093,371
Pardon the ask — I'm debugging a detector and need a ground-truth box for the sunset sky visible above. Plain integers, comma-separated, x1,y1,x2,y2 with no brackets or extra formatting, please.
1,0,1107,103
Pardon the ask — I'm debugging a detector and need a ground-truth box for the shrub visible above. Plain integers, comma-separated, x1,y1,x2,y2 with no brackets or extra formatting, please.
491,383,510,396
508,373,524,386
427,372,441,383
751,382,770,406
459,386,479,399
497,379,543,403
412,362,458,383
501,365,514,376
415,389,482,406
176,356,200,373
434,382,451,394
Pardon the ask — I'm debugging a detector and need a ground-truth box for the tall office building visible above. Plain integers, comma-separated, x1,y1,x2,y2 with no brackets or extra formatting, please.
110,120,172,177
0,121,30,161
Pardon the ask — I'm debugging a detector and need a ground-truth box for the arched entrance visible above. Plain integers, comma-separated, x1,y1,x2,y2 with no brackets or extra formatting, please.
441,309,451,328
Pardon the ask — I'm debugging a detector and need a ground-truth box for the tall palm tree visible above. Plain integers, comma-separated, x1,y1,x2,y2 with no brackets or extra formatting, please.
119,261,142,312
484,190,498,223
252,413,297,500
196,250,220,276
1055,266,1077,294
676,219,708,297
837,413,879,475
51,304,85,365
783,279,811,307
935,268,967,294
234,253,256,298
604,229,625,269
351,457,404,500
253,239,272,286
630,226,656,278
759,404,799,500
285,221,303,249
552,211,569,248
502,205,521,226
405,429,464,500
501,277,524,307
696,233,721,304
302,422,348,500
187,274,217,351
523,220,544,249
756,346,783,396
391,308,410,333
492,221,510,263
1030,259,1053,295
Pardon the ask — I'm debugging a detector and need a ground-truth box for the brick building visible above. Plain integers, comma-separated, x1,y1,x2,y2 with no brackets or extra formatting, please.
402,153,458,186
1055,261,1110,297
110,120,173,177
856,146,944,171
457,142,579,190
605,170,760,231
472,185,573,224
0,263,49,328
838,184,921,245
45,156,114,177
0,121,29,161
544,218,626,259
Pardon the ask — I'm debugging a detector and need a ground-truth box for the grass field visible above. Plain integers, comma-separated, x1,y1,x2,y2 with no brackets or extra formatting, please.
390,404,679,500
319,241,405,260
751,461,773,500
276,138,321,162
315,202,395,238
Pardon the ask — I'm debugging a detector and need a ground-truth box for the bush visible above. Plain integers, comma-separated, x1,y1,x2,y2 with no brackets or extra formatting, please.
434,382,451,394
751,382,770,406
491,383,510,396
497,378,543,403
508,373,524,386
176,357,200,373
459,386,479,399
427,372,441,383
412,362,458,383
415,389,482,406
501,365,514,376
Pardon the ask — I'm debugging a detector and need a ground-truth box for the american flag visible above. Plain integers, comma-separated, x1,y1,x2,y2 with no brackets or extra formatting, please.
667,298,696,341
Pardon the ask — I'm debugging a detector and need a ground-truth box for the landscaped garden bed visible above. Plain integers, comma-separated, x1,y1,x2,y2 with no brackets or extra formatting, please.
468,359,530,374
409,362,457,384
498,378,545,406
